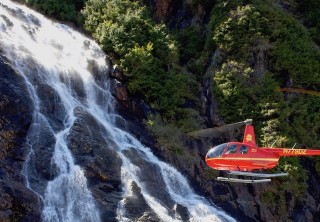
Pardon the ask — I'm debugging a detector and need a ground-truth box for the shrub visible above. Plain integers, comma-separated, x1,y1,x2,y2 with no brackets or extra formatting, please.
82,0,197,121
26,0,84,22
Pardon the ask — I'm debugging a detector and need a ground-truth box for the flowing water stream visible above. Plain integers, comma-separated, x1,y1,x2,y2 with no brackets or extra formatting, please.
0,1,235,221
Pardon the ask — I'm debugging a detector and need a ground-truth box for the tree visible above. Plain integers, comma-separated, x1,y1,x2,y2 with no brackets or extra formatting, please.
82,0,195,120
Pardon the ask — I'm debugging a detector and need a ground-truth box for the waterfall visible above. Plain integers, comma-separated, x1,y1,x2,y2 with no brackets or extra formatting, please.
0,1,235,221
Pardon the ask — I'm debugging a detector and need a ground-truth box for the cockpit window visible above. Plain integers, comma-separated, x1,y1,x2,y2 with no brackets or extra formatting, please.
239,145,248,154
207,143,227,158
226,144,238,154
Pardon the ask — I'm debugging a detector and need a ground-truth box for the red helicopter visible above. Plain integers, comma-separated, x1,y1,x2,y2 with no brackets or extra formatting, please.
190,119,320,183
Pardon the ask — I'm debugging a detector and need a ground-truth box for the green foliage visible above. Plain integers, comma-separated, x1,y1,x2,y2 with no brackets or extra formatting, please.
176,26,205,64
275,157,308,199
262,158,308,211
212,4,269,59
260,190,275,205
210,0,320,88
286,96,320,147
270,32,320,88
82,0,178,63
209,2,319,215
212,60,256,122
257,76,291,147
82,0,198,120
210,0,319,146
25,0,84,23
175,108,205,132
289,0,320,45
121,44,195,119
145,115,186,153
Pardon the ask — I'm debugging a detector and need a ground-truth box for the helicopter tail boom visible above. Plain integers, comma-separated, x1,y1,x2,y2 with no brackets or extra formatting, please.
262,148,320,157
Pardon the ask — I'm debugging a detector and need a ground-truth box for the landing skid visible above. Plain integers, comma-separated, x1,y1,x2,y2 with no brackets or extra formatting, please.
217,177,271,183
228,171,288,178
216,171,288,183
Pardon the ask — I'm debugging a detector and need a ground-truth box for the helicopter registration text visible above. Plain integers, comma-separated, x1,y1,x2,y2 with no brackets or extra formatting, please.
283,149,307,155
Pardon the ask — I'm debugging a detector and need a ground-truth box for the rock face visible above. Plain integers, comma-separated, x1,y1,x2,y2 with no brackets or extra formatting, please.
0,57,41,221
67,107,123,220
155,0,173,21
0,54,123,221
109,1,320,221
110,67,154,121
116,98,320,221
1,1,320,222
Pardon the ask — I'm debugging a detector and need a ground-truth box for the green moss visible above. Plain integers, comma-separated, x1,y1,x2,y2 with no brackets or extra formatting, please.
260,190,275,205
205,168,220,179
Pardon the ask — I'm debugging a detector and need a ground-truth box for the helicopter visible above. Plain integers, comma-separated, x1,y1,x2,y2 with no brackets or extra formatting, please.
189,119,320,183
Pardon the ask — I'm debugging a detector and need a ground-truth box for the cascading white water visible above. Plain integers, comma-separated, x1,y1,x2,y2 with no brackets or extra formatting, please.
0,1,235,221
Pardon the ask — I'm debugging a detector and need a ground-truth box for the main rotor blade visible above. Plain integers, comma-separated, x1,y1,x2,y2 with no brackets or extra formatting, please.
188,119,252,138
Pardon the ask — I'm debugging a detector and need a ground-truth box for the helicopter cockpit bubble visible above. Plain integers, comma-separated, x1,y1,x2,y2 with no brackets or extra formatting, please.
206,143,228,158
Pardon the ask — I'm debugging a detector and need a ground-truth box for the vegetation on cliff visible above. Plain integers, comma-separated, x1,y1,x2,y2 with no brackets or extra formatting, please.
20,0,320,220
81,0,200,123
206,0,319,214
25,0,85,23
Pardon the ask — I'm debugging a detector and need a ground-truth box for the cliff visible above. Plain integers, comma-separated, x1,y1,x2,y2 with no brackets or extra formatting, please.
112,0,320,221
1,0,320,221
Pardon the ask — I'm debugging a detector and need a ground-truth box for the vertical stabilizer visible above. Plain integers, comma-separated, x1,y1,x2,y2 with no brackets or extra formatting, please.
242,120,256,146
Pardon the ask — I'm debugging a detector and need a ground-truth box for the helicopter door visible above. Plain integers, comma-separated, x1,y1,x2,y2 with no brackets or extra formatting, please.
223,144,239,170
225,144,238,154
238,145,250,171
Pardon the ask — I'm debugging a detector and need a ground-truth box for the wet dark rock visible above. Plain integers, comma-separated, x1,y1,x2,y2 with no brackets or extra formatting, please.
201,50,225,127
22,60,67,132
110,66,126,82
114,83,129,104
108,65,155,121
121,181,160,221
173,203,190,221
254,197,274,221
137,212,160,222
87,58,105,85
114,91,155,121
0,56,41,221
0,15,13,27
122,149,176,208
249,38,271,81
0,180,41,222
67,107,123,220
25,124,56,195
